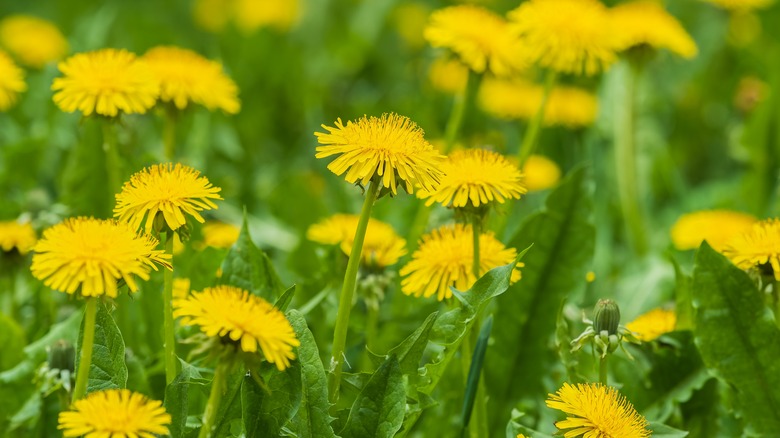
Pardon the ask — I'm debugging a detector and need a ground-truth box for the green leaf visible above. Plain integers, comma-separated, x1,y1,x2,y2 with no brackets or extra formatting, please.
505,410,553,438
386,311,438,377
274,285,296,311
0,313,25,371
165,359,207,438
648,422,689,437
75,301,127,392
288,310,336,438
671,257,694,331
487,166,595,423
220,215,285,300
339,356,405,438
242,360,302,437
692,242,780,435
460,316,492,432
210,367,244,438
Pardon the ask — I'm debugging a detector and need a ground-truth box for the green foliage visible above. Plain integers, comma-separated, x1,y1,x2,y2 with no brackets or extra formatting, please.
242,360,302,438
164,360,208,438
339,356,405,438
75,300,127,392
220,215,285,300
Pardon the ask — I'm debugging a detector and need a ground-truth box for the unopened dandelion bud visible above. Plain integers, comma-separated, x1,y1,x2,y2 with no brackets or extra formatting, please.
47,339,75,374
593,299,620,336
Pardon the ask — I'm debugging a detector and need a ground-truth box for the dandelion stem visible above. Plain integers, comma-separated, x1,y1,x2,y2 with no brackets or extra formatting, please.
73,297,97,401
517,69,557,165
467,216,489,438
103,122,122,196
329,178,380,404
445,70,482,153
163,106,177,160
199,360,230,438
163,230,177,384
599,355,608,385
615,61,648,255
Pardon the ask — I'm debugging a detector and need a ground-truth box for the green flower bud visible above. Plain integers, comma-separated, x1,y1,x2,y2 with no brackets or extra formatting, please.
47,339,75,373
593,299,621,336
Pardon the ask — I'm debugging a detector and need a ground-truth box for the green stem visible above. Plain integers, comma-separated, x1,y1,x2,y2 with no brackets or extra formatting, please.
72,298,98,401
517,70,557,165
599,355,608,385
328,179,380,404
199,361,230,438
444,70,482,153
163,107,177,161
163,231,177,384
773,281,780,329
103,122,122,196
471,217,481,279
614,61,648,255
467,217,488,438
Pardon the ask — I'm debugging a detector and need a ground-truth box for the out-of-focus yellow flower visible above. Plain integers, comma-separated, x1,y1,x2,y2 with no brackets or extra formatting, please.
586,271,596,283
670,210,756,251
610,1,697,59
701,0,774,10
424,5,527,76
0,50,26,111
393,3,431,49
428,57,468,94
625,308,676,341
522,154,561,192
172,277,191,299
193,0,232,33
479,78,598,127
0,221,37,255
0,15,68,69
728,11,762,47
307,214,407,268
202,221,240,249
233,0,301,33
723,218,780,280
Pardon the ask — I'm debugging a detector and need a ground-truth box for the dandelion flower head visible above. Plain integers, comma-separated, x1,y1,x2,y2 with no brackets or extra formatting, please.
0,50,26,111
393,3,431,49
670,210,756,251
114,163,222,234
723,218,780,280
546,383,650,438
508,0,617,76
58,389,170,438
424,5,527,76
400,224,521,301
173,277,191,300
0,221,37,255
610,1,698,59
522,155,561,192
30,218,171,298
625,308,676,341
428,56,468,95
173,285,300,370
202,221,240,249
233,0,302,33
701,0,774,10
143,46,240,114
315,113,445,195
307,214,407,267
0,15,68,69
418,148,526,208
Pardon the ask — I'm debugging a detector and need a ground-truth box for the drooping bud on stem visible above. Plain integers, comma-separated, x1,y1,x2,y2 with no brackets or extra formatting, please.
593,299,621,336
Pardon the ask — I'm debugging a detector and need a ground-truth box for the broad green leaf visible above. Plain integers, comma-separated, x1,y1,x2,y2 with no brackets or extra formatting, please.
75,301,127,392
386,311,438,377
242,360,302,437
165,359,207,438
505,410,553,438
648,422,689,437
487,167,595,426
288,310,336,438
274,285,297,311
671,257,694,331
220,215,285,300
692,242,780,435
460,316,492,432
210,367,245,438
0,313,25,371
339,356,404,438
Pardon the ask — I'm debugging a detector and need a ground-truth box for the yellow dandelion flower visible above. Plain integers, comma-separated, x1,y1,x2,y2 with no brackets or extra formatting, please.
400,224,521,301
586,271,596,282
173,277,191,299
307,214,407,267
58,389,171,438
428,56,468,95
0,221,37,255
701,0,774,10
0,15,68,69
114,163,222,235
30,218,171,298
626,308,676,341
670,210,756,251
723,218,780,280
202,221,240,249
173,285,300,370
0,50,26,111
233,0,301,33
610,1,698,59
419,148,526,208
479,78,598,127
522,154,561,192
315,113,445,195
52,48,159,117
143,46,240,114
508,0,617,76
192,0,232,32
424,5,526,76
546,383,650,438
393,3,431,49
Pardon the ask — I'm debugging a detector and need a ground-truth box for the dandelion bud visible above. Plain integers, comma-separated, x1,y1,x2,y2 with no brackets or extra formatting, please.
593,299,620,336
47,339,75,374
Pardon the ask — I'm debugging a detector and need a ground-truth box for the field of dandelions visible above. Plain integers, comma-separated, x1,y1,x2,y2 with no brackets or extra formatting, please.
2,0,780,437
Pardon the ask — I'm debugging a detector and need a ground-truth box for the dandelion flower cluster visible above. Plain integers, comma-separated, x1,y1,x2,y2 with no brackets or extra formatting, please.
201,221,240,249
114,163,222,234
401,224,521,301
508,0,617,76
0,221,37,255
522,155,562,192
58,389,170,438
670,210,756,251
307,214,407,267
0,15,68,68
701,0,774,10
610,1,698,59
419,148,526,208
30,218,171,298
424,5,526,76
546,383,650,438
173,285,300,370
52,49,159,117
143,46,240,114
723,218,780,280
315,113,445,195
0,50,26,111
626,308,676,341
